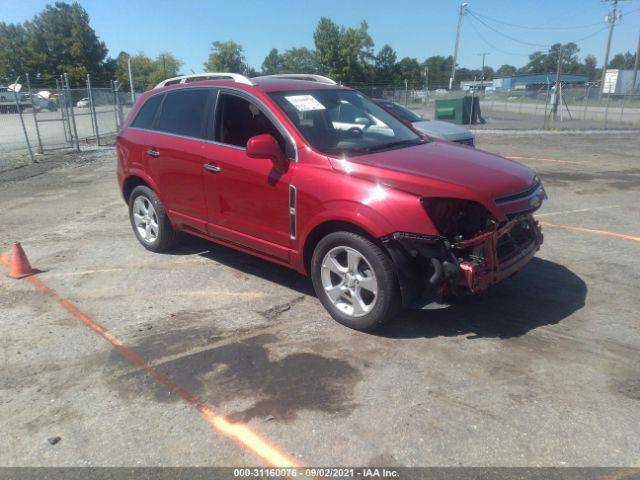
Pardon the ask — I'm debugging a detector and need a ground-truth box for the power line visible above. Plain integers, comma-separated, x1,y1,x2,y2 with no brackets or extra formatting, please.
467,8,603,31
570,25,611,44
466,19,532,57
468,10,610,50
467,11,553,48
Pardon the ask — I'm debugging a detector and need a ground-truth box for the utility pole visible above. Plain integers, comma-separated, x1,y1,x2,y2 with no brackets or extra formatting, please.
424,66,429,105
449,2,468,90
632,30,640,94
127,55,135,105
600,0,625,96
477,52,490,90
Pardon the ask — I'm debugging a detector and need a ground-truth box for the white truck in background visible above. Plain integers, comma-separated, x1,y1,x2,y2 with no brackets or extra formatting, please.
0,83,57,113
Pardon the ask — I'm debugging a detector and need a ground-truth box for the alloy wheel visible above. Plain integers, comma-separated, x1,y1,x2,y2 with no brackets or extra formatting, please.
132,195,159,244
320,246,378,317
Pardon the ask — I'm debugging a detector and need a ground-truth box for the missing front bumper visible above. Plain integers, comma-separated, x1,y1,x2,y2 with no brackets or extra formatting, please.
456,216,543,293
382,214,543,306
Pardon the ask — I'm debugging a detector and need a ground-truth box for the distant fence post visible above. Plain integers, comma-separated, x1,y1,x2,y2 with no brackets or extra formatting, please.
619,94,627,123
87,74,101,145
542,82,551,130
404,79,408,106
64,73,80,151
56,77,71,144
12,76,35,163
111,81,120,130
583,84,592,121
26,73,44,154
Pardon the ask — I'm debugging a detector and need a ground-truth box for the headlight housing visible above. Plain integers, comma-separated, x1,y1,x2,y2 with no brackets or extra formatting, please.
421,198,493,241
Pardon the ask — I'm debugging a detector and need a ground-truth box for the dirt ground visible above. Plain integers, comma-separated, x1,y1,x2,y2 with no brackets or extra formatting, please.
1,132,639,467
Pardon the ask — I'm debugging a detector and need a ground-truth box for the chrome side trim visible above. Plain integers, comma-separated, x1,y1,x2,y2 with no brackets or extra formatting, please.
495,181,545,205
289,184,297,240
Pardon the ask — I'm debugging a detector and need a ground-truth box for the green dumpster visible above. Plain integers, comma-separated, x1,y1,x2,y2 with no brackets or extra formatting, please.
435,97,484,125
435,98,464,124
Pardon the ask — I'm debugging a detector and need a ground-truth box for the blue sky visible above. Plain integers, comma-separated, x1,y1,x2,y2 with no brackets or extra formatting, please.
4,0,640,75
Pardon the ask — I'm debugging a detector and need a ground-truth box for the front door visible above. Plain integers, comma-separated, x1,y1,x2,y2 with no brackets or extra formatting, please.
202,92,293,261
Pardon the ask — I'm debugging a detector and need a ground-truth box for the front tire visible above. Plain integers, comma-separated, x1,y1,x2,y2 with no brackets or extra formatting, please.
311,232,400,331
128,185,178,252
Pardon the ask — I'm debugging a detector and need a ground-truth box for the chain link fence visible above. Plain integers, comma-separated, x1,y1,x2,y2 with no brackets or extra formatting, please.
347,81,640,131
2,76,639,172
0,73,133,172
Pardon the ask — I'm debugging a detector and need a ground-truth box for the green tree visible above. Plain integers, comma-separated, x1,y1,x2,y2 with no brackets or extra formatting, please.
395,57,423,85
521,43,580,74
204,40,249,74
282,47,318,73
495,64,517,77
261,48,284,75
374,44,397,84
117,51,183,91
609,52,634,69
0,22,29,81
313,17,341,77
423,56,453,88
25,2,108,81
336,21,374,82
580,54,598,80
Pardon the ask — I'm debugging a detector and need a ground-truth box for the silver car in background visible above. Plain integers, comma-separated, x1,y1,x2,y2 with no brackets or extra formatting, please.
373,98,475,147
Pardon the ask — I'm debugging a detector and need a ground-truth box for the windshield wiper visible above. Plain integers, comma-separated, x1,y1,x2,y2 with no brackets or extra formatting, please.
358,138,425,153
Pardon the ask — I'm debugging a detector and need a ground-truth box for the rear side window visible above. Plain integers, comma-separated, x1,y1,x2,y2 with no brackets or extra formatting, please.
131,94,163,129
156,89,210,138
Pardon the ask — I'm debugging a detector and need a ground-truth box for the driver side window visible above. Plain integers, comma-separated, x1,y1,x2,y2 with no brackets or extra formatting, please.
215,93,288,155
338,102,361,123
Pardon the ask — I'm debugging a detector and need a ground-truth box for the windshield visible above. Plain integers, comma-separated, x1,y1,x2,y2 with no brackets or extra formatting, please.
376,100,423,123
269,89,424,156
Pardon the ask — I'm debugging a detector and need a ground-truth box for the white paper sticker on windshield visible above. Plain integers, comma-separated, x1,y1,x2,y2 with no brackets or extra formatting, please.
285,95,326,112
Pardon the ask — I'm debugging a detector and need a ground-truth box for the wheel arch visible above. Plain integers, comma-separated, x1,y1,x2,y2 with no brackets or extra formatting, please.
121,173,162,204
302,220,384,276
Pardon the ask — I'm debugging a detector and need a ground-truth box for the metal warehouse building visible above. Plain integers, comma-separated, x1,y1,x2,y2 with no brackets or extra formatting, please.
492,73,588,92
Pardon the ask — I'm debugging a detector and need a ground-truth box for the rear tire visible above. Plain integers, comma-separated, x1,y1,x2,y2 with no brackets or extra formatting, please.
311,231,400,331
128,185,179,252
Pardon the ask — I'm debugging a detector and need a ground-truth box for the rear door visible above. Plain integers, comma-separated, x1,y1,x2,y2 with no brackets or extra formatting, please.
144,88,215,233
120,93,163,182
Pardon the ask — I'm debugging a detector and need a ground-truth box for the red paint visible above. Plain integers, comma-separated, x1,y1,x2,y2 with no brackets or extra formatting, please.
118,79,543,281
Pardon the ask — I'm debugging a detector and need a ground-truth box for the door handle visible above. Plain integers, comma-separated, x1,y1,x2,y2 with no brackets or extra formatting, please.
203,163,222,173
147,149,160,158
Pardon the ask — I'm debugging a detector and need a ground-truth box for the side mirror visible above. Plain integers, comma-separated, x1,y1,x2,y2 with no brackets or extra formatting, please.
246,134,288,171
354,117,371,126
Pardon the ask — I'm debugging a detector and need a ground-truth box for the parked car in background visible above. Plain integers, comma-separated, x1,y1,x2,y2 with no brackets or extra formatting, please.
0,86,55,113
117,73,545,331
373,98,475,146
76,97,89,108
22,92,57,112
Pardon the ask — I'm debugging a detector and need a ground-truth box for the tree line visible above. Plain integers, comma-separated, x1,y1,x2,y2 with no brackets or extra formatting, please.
0,2,636,90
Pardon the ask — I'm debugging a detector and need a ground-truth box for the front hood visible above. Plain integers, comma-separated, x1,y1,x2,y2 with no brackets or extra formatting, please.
330,140,537,220
412,120,473,141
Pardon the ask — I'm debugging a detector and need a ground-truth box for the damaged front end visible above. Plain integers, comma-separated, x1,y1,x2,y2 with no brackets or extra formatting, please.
381,197,543,307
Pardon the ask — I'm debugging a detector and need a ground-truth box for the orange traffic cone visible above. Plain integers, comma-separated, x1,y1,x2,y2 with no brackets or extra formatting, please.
8,242,35,279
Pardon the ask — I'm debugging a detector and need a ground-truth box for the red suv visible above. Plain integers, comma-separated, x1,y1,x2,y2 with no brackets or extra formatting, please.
117,73,545,331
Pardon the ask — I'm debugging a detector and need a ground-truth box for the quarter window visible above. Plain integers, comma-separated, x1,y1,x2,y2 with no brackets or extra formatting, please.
131,94,163,130
156,89,210,138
